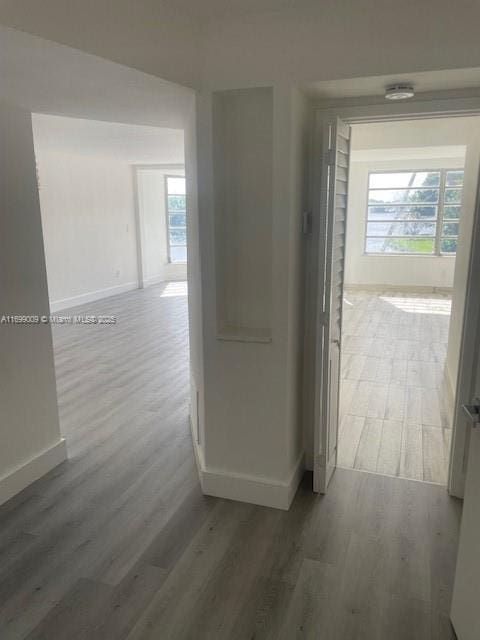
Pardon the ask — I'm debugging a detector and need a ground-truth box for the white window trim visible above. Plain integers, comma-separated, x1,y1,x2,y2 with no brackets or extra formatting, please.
364,168,463,257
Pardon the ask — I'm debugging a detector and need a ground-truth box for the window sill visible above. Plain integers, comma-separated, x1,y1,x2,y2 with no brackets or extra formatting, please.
363,253,456,258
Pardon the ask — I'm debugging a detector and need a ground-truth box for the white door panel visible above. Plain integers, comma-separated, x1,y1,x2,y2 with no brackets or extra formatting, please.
451,357,480,639
450,170,480,639
313,117,351,493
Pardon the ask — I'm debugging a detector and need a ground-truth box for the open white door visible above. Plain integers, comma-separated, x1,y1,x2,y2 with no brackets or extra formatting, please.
451,344,480,638
450,171,480,640
313,117,351,493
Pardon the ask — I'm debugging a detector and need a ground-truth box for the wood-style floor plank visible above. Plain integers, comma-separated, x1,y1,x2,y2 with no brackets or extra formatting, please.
339,290,453,483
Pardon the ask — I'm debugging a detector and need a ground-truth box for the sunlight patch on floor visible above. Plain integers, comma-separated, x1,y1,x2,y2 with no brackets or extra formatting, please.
379,295,451,315
159,281,188,297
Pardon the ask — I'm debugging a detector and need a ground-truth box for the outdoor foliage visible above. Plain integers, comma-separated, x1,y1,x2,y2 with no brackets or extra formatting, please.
366,170,462,255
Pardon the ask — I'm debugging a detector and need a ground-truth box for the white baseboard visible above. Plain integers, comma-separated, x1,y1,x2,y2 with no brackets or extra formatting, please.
49,281,138,312
0,438,67,507
143,274,187,287
191,438,305,510
142,274,166,287
344,283,453,294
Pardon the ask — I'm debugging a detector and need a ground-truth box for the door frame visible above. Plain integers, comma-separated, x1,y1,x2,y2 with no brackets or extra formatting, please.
307,94,480,497
313,117,352,492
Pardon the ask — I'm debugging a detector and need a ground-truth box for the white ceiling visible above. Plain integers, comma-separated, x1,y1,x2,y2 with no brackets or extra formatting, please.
0,0,318,23
306,68,480,100
0,26,193,129
351,146,466,162
32,114,185,164
161,0,317,18
351,117,480,150
2,2,480,98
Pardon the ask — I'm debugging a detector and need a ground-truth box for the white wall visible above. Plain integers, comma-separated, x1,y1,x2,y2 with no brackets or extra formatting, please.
345,155,464,290
32,115,186,310
135,166,187,286
0,104,65,506
286,88,309,472
36,150,139,308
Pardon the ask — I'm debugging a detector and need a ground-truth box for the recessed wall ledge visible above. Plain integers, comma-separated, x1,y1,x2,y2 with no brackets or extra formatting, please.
216,326,272,343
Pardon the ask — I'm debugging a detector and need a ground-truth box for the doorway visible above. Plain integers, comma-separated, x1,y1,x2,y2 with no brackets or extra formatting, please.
310,103,480,498
337,118,475,485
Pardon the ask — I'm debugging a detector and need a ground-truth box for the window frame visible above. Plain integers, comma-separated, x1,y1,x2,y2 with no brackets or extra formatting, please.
165,174,187,264
364,168,463,257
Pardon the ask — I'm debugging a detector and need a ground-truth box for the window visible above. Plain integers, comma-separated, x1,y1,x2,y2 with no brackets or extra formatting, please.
365,169,463,255
166,175,187,263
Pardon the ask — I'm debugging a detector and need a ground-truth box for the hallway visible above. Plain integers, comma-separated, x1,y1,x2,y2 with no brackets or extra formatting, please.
0,285,460,639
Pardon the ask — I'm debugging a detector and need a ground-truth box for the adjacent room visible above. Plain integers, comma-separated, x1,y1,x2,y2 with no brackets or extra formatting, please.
338,116,480,485
31,113,190,458
32,114,187,309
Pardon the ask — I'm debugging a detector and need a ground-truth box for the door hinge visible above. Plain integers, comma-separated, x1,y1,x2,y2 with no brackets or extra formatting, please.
302,211,312,235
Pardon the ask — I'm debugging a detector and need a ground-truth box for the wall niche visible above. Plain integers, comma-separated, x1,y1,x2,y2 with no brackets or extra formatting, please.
213,86,273,343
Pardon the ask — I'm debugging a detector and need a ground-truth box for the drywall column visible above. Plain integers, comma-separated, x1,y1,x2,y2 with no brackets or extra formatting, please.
0,104,65,505
194,86,306,509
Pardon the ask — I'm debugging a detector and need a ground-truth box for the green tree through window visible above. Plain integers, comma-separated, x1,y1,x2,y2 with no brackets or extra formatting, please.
365,169,463,255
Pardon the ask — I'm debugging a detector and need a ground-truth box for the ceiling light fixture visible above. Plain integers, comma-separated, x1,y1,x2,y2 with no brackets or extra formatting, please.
384,84,415,100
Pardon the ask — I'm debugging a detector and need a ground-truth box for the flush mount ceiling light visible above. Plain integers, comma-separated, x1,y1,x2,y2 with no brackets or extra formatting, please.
385,84,415,100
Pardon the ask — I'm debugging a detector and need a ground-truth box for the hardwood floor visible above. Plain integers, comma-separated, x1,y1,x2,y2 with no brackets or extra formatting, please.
0,283,460,639
339,290,453,484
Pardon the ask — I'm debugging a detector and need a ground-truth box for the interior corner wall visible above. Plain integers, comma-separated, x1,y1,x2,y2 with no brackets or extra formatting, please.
345,157,464,290
0,104,65,506
35,149,139,310
135,166,187,286
286,88,310,471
